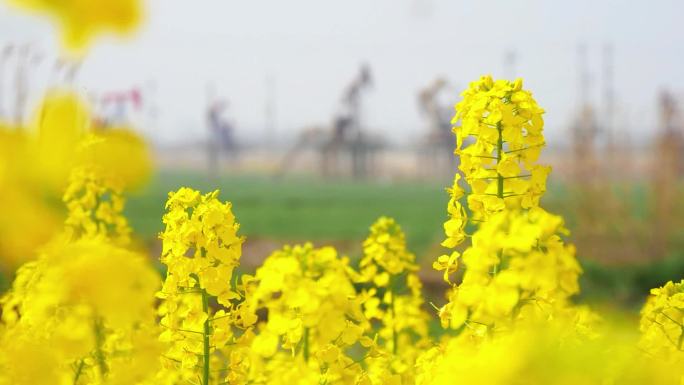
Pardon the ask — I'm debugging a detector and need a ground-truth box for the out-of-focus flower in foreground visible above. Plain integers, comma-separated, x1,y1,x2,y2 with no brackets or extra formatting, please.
6,0,142,54
0,90,151,271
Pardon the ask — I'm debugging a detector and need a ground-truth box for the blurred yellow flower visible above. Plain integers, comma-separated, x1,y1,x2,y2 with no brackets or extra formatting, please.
7,0,142,54
0,90,151,271
640,280,684,361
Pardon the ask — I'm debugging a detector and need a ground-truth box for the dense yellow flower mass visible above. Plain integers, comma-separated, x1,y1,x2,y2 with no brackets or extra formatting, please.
416,321,682,385
639,280,684,361
454,76,549,216
437,208,584,333
0,90,151,271
157,187,245,385
7,0,142,53
1,71,683,385
234,243,369,385
0,169,160,385
434,76,586,339
441,75,550,250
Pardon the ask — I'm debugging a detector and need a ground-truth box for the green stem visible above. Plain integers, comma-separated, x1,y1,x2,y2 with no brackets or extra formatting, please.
390,286,398,355
201,289,211,385
303,327,310,362
93,318,107,378
505,143,544,154
73,359,85,385
494,122,504,276
496,122,504,199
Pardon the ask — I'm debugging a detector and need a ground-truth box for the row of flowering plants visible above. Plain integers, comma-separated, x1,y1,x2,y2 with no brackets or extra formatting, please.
1,1,684,384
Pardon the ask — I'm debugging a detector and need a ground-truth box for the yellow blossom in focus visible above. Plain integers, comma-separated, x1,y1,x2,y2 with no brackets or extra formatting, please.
434,76,590,339
450,75,548,223
238,243,369,385
157,187,245,385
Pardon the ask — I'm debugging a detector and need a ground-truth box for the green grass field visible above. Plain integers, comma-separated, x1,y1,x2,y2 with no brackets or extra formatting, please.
1,170,680,311
125,171,447,257
123,171,684,310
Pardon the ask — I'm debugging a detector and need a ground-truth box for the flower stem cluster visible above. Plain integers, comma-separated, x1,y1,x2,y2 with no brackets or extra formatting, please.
157,187,245,385
229,242,370,385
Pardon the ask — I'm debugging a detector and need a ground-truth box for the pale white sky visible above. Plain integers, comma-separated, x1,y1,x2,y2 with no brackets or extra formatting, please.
1,0,683,145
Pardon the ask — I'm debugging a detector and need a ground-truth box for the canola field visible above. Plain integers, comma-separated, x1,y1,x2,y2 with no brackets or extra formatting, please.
1,1,683,385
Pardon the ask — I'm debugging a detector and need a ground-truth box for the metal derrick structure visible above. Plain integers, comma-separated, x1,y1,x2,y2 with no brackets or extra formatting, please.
415,77,456,178
278,65,382,179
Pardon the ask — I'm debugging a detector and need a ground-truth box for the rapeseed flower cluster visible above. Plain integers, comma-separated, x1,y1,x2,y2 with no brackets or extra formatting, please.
0,166,160,385
157,188,244,385
435,76,586,338
233,243,367,385
639,280,684,361
355,218,430,385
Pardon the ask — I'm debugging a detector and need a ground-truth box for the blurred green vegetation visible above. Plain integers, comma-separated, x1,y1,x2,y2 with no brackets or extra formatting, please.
579,253,684,310
125,171,447,255
120,171,684,311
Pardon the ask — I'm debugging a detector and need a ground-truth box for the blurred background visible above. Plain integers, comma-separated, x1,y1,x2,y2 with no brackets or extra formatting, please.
2,0,684,310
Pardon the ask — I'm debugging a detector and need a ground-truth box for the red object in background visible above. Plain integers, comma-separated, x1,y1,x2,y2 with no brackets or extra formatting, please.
101,88,142,110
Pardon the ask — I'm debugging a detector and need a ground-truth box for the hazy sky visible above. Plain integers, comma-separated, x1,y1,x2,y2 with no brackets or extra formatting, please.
1,0,683,145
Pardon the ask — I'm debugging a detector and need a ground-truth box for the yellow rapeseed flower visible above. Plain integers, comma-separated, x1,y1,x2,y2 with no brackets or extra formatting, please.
639,280,684,360
434,76,590,337
157,187,245,385
7,0,142,54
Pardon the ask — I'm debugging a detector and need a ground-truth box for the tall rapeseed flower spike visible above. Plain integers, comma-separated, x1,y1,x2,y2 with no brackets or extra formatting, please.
157,187,244,385
442,75,550,248
435,75,586,335
358,217,430,385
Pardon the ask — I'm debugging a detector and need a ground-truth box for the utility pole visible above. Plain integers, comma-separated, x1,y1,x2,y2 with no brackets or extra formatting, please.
602,43,615,148
504,50,517,79
264,74,276,147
